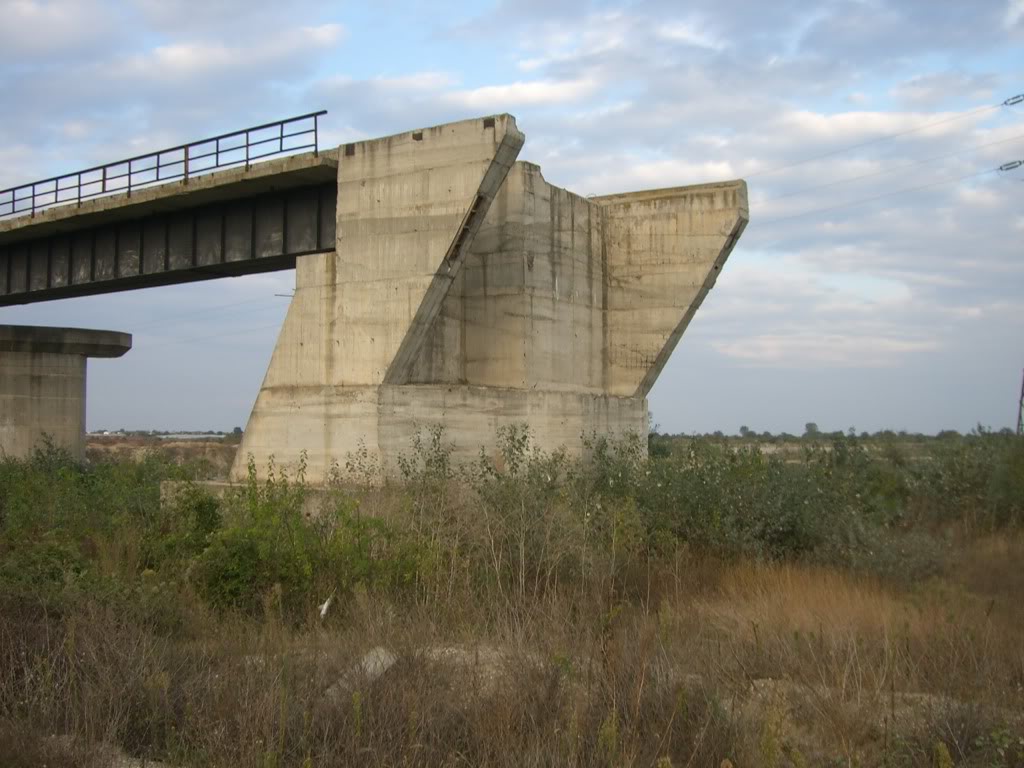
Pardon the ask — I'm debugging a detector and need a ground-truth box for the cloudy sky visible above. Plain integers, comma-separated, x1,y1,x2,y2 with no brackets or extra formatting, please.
1,0,1022,435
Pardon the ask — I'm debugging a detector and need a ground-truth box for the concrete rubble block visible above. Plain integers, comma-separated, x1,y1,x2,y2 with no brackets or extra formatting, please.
320,643,542,709
0,325,131,460
321,646,399,707
45,735,179,768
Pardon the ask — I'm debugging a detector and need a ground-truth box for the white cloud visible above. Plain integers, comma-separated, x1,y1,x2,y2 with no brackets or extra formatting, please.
776,107,984,144
0,0,120,55
61,121,92,140
445,78,599,109
957,185,1002,206
948,306,983,319
567,156,738,196
114,23,345,81
379,72,456,91
712,333,939,367
303,23,346,46
1006,0,1024,27
657,20,724,50
890,71,996,108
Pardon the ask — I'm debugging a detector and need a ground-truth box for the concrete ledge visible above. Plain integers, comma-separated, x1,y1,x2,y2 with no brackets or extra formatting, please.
0,325,132,358
0,323,132,459
591,179,749,208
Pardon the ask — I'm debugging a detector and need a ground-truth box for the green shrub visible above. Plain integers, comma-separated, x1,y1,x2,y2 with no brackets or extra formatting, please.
191,453,420,619
914,430,1024,530
2,426,1020,628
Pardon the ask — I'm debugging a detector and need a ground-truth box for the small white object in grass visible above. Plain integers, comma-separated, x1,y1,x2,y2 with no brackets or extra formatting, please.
318,591,335,620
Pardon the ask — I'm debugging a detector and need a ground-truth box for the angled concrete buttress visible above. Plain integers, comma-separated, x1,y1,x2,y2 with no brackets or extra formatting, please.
0,325,131,459
232,115,748,481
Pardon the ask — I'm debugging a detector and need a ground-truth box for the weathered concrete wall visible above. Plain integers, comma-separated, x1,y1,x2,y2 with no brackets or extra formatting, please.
232,115,748,482
0,325,131,459
405,166,748,399
376,386,645,468
0,351,87,459
408,162,606,393
596,182,748,398
236,382,645,479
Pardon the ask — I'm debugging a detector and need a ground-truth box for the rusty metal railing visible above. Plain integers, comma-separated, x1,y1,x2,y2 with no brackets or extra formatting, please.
0,111,326,220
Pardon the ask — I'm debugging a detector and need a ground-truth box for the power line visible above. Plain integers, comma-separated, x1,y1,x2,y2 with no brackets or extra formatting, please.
58,152,1024,342
8,105,1022,343
757,158,1020,228
1017,368,1024,437
759,132,1024,203
744,92,1022,181
128,295,281,333
140,156,1015,344
141,321,286,350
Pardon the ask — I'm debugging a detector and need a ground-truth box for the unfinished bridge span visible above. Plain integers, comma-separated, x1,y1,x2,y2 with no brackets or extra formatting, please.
0,113,749,479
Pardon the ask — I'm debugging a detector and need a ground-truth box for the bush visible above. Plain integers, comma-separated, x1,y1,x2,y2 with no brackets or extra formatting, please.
192,454,420,619
2,427,1021,627
914,430,1024,530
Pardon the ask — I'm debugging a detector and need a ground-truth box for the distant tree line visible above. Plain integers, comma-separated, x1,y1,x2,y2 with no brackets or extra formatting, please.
648,412,1017,456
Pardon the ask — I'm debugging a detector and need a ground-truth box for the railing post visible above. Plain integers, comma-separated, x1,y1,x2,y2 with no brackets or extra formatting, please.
314,114,319,157
77,173,82,207
216,138,220,168
184,145,190,184
280,121,285,153
31,183,35,218
245,131,250,170
127,159,132,197
102,167,107,193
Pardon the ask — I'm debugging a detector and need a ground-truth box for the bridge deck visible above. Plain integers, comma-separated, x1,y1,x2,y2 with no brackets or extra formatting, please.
0,151,339,306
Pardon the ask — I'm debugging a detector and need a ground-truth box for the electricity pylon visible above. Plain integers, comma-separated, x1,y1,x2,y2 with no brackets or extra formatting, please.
1018,369,1024,436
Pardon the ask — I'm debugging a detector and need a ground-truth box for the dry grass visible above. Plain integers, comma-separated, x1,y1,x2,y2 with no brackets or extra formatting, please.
2,537,1022,767
4,435,1023,766
86,436,237,479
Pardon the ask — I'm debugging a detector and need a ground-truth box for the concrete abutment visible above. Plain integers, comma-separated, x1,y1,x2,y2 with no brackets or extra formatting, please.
0,325,131,460
232,115,748,481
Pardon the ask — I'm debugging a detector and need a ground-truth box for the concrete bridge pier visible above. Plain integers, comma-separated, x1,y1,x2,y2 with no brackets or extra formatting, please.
232,115,749,481
0,325,131,460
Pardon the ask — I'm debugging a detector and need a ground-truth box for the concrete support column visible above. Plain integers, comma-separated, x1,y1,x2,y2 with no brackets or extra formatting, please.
0,326,131,460
232,115,748,483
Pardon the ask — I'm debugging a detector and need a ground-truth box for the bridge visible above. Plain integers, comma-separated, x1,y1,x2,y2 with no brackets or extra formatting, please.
0,113,749,479
0,113,334,305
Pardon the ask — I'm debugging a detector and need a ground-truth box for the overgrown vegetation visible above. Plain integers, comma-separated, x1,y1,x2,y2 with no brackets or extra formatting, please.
1,429,1022,766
